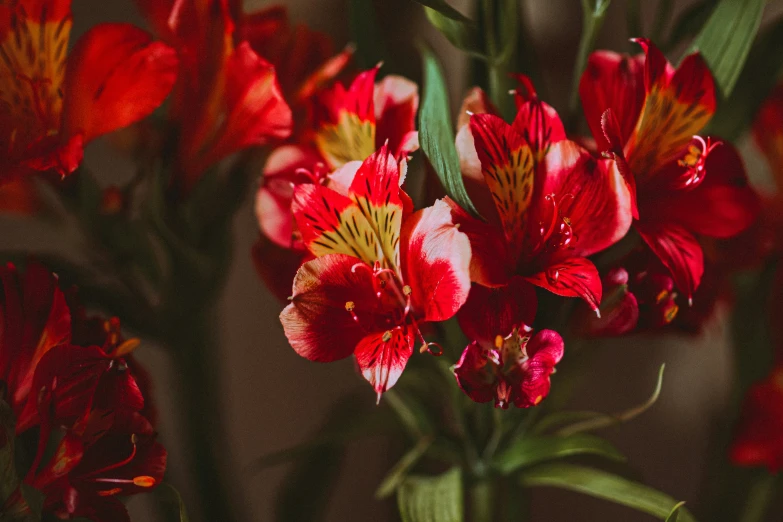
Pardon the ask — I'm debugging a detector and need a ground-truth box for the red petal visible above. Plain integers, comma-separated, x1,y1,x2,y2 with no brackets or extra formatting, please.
581,267,640,336
201,42,293,166
313,67,378,168
400,199,472,322
280,254,379,362
511,95,566,161
601,109,638,219
446,199,511,287
627,40,716,178
348,146,405,269
470,113,535,250
251,235,307,302
457,87,498,130
374,75,419,157
510,329,564,408
641,142,759,238
256,144,322,249
457,276,538,348
753,84,783,186
62,23,178,142
579,50,646,150
354,327,414,400
637,221,704,300
538,141,633,257
525,257,602,311
0,178,41,215
453,341,498,404
730,369,783,472
292,183,383,266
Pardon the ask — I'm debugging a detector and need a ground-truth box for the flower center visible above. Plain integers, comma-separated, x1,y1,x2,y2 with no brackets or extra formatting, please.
675,136,721,189
344,261,442,356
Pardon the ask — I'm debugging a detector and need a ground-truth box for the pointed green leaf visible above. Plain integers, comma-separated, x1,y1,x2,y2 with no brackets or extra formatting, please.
494,434,626,475
689,0,765,98
376,436,434,498
397,467,464,522
414,0,482,55
556,364,665,436
519,463,697,522
155,483,191,522
706,19,783,141
418,43,480,217
666,501,687,522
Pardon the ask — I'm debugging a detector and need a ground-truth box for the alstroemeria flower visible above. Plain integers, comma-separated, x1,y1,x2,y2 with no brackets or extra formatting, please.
730,366,783,472
579,39,759,300
0,0,178,180
453,79,633,311
454,278,563,409
135,0,293,191
26,410,166,522
280,146,471,400
0,263,70,431
256,67,419,251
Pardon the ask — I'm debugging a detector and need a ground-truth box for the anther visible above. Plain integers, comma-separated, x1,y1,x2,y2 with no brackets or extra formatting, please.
382,330,392,342
345,301,355,312
402,285,412,296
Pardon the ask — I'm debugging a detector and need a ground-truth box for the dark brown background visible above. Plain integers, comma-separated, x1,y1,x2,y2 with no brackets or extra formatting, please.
5,1,783,521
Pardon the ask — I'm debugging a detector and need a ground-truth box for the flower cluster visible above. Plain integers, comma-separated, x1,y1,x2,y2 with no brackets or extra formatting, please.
0,263,164,522
266,38,759,411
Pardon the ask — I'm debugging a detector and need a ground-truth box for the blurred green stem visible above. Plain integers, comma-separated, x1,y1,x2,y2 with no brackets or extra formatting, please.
470,478,495,522
568,0,611,129
738,473,778,522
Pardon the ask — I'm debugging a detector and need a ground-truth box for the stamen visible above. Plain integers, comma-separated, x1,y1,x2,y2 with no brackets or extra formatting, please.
81,435,138,478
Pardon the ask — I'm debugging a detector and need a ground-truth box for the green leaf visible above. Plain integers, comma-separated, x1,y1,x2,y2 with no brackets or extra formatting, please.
397,467,464,522
666,501,687,522
664,0,716,52
483,0,520,120
689,0,765,98
19,484,44,520
706,19,783,141
376,436,434,498
414,1,482,56
518,463,697,522
556,364,665,436
494,434,626,475
418,43,480,217
155,483,191,522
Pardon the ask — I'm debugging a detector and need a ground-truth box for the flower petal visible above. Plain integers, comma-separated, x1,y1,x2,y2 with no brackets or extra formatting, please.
374,75,419,157
525,257,602,311
539,140,633,257
470,113,535,249
640,141,759,238
354,326,414,401
510,76,566,161
511,329,564,408
292,183,383,266
280,254,378,362
457,276,538,348
401,199,472,322
313,67,378,168
201,42,293,167
753,83,783,186
579,50,646,151
581,267,640,336
453,341,497,405
627,39,716,178
730,368,783,472
637,221,704,300
251,235,307,302
62,23,178,142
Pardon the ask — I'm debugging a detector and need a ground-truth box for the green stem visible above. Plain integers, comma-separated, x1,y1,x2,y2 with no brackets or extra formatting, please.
470,478,495,522
738,473,778,522
568,0,611,130
168,303,248,522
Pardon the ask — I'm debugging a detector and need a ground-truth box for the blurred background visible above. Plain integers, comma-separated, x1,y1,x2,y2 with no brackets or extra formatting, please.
4,0,783,520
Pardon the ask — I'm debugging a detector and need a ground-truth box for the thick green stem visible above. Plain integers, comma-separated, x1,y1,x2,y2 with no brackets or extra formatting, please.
738,473,778,522
168,303,247,522
568,0,611,130
470,478,495,522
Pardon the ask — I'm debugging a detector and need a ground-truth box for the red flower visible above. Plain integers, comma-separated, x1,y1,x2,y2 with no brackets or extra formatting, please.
0,0,178,180
454,278,563,409
27,409,166,522
730,366,783,472
0,263,70,431
280,146,471,400
453,78,633,311
754,83,783,189
135,0,294,191
256,67,419,252
579,39,759,300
